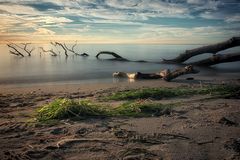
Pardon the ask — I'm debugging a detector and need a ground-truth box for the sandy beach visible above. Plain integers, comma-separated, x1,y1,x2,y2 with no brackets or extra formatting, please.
0,77,240,160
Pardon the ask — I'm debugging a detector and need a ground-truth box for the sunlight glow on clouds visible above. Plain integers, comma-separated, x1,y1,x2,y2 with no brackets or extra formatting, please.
0,0,239,44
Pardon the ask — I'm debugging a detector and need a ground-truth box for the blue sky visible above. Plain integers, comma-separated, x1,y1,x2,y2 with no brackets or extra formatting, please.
0,0,239,44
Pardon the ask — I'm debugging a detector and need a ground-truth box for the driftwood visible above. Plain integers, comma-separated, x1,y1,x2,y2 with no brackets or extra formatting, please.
96,37,240,66
39,47,58,56
190,52,240,66
7,43,35,57
162,65,199,81
96,51,129,61
63,41,89,56
96,51,148,62
7,44,25,57
20,43,35,56
164,37,240,63
52,42,68,57
113,65,198,81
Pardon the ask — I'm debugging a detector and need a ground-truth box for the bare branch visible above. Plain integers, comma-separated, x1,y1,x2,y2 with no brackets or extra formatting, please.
63,42,80,56
52,42,68,57
21,43,35,56
39,47,57,56
7,44,24,57
7,42,34,56
96,51,128,61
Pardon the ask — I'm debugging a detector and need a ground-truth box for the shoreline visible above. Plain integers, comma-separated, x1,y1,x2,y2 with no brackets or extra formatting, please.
0,78,240,159
1,76,240,94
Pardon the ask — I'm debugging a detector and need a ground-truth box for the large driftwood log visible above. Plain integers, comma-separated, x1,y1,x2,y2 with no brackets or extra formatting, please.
190,52,240,66
113,65,198,82
96,37,240,66
164,37,240,63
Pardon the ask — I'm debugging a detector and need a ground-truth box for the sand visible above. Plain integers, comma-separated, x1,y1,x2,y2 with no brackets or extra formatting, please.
0,79,240,160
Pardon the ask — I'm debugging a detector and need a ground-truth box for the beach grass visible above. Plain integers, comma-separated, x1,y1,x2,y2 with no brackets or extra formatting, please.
105,85,240,101
36,99,108,122
36,84,239,122
111,101,173,117
36,99,174,122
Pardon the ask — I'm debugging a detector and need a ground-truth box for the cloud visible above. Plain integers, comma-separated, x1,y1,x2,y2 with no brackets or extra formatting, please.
0,0,239,44
26,2,63,11
34,28,55,35
225,15,240,23
75,25,91,32
27,16,73,24
0,3,39,15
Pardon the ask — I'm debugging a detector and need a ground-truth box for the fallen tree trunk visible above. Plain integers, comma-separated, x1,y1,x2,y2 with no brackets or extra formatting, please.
189,52,240,66
113,65,198,82
163,37,240,63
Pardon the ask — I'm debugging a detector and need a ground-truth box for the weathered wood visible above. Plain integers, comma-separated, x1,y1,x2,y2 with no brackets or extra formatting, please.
21,43,35,56
7,43,34,57
164,37,240,63
113,65,198,81
63,42,89,56
162,65,199,81
81,53,89,56
96,51,128,61
7,44,24,57
190,52,240,66
39,47,58,56
53,42,68,57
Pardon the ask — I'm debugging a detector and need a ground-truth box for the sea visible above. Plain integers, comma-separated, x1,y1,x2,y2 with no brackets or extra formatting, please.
0,44,239,86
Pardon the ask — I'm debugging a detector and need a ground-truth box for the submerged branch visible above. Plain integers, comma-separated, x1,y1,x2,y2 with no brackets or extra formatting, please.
63,41,89,56
7,44,24,57
7,42,35,57
21,43,35,56
39,47,58,56
52,42,68,57
96,51,129,61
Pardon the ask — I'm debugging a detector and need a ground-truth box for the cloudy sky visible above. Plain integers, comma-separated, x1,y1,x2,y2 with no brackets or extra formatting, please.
0,0,239,44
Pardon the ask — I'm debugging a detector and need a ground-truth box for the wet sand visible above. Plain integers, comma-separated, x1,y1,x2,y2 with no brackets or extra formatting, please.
0,79,240,160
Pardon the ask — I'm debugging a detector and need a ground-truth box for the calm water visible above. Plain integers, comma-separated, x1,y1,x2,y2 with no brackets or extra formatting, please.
0,44,240,86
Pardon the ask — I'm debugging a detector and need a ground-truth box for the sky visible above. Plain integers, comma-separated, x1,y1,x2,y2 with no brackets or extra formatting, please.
0,0,240,44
